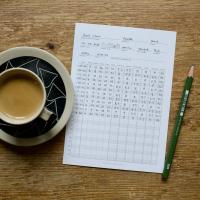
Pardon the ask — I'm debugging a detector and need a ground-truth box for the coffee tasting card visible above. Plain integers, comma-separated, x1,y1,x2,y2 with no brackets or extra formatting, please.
64,23,176,173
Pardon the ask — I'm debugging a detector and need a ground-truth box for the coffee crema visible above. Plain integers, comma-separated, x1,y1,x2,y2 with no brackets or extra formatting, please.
0,73,44,120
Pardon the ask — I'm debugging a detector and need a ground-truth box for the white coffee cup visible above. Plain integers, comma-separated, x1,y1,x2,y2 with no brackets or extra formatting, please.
0,68,52,125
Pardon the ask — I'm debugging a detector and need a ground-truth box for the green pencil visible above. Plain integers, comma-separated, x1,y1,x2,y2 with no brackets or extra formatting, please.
162,65,194,180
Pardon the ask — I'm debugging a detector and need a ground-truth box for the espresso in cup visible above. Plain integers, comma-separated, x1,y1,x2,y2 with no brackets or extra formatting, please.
0,68,52,125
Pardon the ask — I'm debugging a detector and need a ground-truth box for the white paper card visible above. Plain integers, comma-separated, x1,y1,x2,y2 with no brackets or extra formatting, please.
63,23,176,173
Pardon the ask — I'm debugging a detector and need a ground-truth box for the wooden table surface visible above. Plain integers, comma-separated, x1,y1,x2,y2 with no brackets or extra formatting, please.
0,0,200,199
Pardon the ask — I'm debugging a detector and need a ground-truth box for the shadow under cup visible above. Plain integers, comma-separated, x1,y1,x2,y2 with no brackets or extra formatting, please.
0,68,46,125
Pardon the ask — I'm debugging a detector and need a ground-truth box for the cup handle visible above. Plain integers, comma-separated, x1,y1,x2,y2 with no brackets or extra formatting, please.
39,107,53,121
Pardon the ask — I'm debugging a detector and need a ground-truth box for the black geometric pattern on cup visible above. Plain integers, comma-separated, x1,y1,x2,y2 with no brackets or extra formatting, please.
0,56,66,138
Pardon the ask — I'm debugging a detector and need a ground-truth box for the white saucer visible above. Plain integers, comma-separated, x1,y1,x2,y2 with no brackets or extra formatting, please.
0,47,74,146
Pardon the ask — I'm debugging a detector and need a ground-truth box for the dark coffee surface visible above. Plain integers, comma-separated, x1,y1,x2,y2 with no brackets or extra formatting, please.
0,72,44,119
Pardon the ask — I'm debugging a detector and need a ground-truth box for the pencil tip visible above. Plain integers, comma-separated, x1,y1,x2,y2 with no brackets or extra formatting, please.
188,65,194,77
